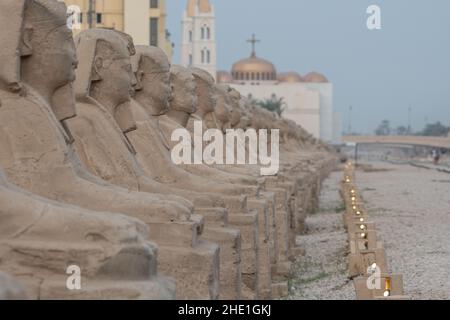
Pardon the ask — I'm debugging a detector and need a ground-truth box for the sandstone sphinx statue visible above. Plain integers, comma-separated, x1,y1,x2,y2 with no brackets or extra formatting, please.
128,46,253,299
128,55,270,298
128,49,271,298
64,29,225,300
0,1,192,224
185,71,334,297
150,65,292,298
0,0,175,300
238,93,336,235
0,167,174,299
155,62,336,300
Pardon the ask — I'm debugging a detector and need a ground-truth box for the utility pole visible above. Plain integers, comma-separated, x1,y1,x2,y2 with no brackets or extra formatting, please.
348,105,353,135
407,106,412,135
87,0,95,29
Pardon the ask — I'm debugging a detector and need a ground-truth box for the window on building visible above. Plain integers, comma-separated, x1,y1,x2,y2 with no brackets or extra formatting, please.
96,13,102,24
201,50,205,64
201,27,205,40
207,50,210,63
189,54,193,66
189,30,192,42
207,27,210,39
150,0,158,8
150,18,158,46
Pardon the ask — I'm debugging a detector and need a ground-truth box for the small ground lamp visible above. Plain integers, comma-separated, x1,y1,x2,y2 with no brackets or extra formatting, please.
383,277,391,297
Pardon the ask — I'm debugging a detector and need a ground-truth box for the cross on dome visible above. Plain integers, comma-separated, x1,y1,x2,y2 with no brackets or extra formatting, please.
247,34,260,57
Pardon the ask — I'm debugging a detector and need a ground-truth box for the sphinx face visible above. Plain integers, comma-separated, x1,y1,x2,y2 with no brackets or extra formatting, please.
227,95,243,128
170,71,197,115
194,79,216,116
94,44,136,107
237,115,251,129
213,90,232,129
19,0,79,122
236,101,251,129
45,26,78,86
134,55,172,116
22,2,78,89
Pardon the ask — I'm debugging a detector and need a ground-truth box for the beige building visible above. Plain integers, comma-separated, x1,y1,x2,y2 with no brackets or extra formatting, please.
63,0,173,61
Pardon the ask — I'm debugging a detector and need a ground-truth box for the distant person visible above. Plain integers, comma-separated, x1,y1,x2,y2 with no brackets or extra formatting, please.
432,149,441,165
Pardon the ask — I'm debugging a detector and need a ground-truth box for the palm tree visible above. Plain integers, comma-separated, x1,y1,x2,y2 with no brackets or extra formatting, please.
256,94,287,116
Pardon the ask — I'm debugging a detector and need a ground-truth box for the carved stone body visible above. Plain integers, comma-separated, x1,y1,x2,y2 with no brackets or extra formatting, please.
0,0,175,300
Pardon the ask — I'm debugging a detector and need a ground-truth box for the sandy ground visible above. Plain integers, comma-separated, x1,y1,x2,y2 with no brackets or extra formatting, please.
355,162,450,300
287,171,356,300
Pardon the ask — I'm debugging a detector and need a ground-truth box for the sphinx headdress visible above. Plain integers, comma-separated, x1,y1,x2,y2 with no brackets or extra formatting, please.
131,45,171,76
74,28,137,135
0,0,77,124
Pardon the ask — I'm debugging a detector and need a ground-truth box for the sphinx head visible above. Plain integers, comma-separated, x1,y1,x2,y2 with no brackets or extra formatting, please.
169,65,197,115
235,97,252,129
131,45,172,116
190,68,216,118
226,87,243,128
74,29,137,133
0,0,78,121
212,84,232,131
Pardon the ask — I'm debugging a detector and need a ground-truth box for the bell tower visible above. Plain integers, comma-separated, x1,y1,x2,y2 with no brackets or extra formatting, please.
181,0,217,79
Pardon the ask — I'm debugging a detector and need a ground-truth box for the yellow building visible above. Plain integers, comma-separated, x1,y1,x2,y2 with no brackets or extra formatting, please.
63,0,173,61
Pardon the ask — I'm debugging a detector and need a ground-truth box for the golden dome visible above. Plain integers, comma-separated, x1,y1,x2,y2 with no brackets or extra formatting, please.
216,70,233,83
187,0,212,17
278,72,304,83
303,72,328,83
231,54,277,82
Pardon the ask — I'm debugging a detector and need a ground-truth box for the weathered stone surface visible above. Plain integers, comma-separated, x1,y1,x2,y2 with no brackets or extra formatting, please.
0,272,27,300
0,0,175,300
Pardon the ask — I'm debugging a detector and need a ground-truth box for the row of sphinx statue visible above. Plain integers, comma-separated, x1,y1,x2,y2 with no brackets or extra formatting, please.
0,0,336,300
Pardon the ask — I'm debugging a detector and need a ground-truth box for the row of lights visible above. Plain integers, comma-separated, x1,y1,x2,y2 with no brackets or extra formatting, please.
343,161,391,298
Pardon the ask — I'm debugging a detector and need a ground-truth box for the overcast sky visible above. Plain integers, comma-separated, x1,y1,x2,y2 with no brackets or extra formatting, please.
166,0,450,134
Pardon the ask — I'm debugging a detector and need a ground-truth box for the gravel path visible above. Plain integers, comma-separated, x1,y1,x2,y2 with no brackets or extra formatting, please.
355,162,450,300
287,171,356,300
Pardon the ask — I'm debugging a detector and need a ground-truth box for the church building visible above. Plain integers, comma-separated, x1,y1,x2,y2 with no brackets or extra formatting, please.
217,35,341,144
